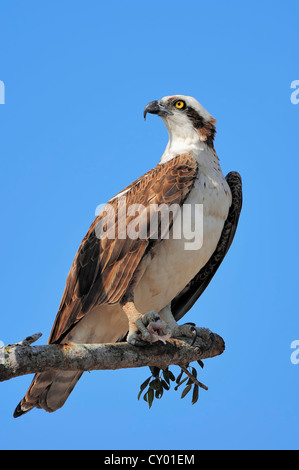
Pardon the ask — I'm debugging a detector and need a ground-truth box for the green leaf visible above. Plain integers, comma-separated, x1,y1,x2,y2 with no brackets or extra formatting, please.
139,377,151,393
197,360,204,369
191,367,197,379
181,384,192,399
192,384,199,405
149,379,162,391
162,369,170,384
155,388,163,399
175,376,188,389
168,370,176,382
176,370,184,384
161,380,170,391
147,388,154,408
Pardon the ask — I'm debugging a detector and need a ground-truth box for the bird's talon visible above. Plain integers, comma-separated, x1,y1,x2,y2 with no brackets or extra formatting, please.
127,311,171,346
172,323,202,342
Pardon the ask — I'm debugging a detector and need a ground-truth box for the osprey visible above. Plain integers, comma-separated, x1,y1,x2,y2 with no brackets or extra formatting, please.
14,95,242,417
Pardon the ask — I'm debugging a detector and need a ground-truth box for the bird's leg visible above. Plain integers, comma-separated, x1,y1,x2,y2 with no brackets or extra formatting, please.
159,304,201,342
121,295,171,346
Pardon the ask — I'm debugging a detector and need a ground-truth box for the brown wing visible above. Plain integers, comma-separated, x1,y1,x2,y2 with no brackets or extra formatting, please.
49,154,198,343
171,171,242,321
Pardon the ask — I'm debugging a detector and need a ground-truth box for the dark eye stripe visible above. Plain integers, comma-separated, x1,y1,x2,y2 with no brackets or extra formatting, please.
185,106,216,148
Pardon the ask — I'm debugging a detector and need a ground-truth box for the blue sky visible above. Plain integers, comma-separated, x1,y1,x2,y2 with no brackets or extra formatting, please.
0,0,298,450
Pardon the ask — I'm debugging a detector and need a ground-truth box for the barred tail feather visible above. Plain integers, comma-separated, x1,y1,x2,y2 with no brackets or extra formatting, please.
13,371,83,418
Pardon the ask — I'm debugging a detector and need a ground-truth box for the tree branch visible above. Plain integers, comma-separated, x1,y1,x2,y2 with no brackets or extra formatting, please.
0,328,225,382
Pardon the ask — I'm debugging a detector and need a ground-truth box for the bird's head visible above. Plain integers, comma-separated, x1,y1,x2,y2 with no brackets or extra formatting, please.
144,95,216,150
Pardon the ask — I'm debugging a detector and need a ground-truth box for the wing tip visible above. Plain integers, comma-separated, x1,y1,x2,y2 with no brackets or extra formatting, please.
225,170,242,183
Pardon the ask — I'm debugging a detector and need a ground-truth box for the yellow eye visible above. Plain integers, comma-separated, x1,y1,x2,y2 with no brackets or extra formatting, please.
175,100,186,109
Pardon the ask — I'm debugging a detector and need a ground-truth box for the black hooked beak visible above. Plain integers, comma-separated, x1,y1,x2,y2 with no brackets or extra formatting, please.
143,100,173,120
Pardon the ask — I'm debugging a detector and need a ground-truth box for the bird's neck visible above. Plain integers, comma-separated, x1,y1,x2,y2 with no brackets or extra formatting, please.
159,124,219,170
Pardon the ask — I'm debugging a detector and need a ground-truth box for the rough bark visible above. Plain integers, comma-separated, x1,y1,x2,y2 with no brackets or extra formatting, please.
0,328,225,382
